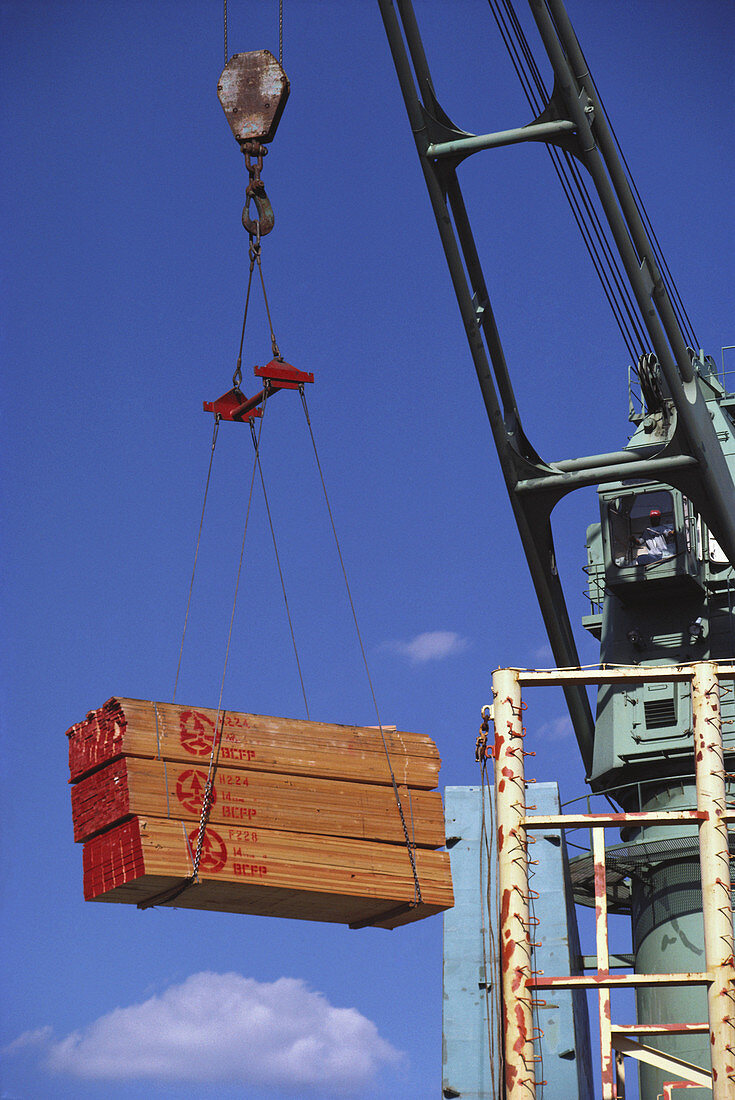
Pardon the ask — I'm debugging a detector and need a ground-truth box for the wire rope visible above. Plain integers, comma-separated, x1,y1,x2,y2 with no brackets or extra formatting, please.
486,0,650,361
604,114,699,349
556,146,648,355
545,0,693,353
543,0,698,350
255,245,282,361
142,403,268,910
173,416,220,703
248,415,311,719
298,387,423,905
190,397,269,884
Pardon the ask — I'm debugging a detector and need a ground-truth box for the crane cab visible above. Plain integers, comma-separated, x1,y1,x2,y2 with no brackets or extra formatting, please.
600,484,705,599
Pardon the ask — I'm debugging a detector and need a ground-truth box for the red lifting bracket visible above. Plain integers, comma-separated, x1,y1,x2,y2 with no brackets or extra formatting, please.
203,359,314,423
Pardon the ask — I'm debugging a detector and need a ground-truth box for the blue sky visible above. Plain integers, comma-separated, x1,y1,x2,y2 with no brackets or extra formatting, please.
2,2,733,1097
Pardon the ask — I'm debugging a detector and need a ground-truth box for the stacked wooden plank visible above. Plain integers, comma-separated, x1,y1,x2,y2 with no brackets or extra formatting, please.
66,698,453,929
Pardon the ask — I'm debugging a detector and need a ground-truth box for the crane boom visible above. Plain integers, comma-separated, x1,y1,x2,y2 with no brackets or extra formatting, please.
379,0,735,773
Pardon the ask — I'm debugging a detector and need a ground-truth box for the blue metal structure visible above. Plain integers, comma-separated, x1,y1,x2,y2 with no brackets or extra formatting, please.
442,784,593,1098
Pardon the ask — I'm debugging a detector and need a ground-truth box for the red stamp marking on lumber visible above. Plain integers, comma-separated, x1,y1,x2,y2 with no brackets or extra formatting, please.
223,714,251,730
232,835,258,850
222,804,256,821
221,746,256,762
220,773,249,787
233,861,267,877
175,769,217,814
187,827,228,873
179,710,220,756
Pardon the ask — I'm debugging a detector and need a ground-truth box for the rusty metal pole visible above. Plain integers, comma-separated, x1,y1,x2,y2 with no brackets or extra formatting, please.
492,667,537,1099
592,826,617,1098
691,662,735,1098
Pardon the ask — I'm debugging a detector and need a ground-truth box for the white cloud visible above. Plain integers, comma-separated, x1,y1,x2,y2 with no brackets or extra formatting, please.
2,1026,53,1054
536,715,573,740
386,630,469,665
12,973,402,1095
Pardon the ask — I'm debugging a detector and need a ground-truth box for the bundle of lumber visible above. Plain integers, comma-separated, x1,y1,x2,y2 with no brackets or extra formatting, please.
66,698,453,929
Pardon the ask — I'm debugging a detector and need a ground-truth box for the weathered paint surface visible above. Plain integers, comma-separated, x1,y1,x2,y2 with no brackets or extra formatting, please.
493,669,537,1099
217,50,290,144
692,663,735,1098
494,663,734,1097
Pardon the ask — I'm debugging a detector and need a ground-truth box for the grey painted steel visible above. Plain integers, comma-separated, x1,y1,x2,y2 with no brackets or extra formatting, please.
529,0,735,561
515,454,698,494
551,445,666,472
378,0,735,776
427,119,576,159
442,784,593,1099
630,788,711,1098
633,856,710,1097
379,0,595,769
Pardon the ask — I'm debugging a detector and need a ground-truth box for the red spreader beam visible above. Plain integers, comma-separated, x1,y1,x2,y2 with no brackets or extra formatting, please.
203,359,314,422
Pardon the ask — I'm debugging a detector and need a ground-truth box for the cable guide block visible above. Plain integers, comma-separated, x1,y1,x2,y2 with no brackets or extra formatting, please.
203,359,314,422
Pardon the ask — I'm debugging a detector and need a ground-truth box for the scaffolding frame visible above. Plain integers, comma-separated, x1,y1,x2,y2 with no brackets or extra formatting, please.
492,662,735,1099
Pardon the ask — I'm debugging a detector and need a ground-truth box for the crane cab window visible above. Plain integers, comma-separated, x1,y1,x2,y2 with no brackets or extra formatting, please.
609,491,676,567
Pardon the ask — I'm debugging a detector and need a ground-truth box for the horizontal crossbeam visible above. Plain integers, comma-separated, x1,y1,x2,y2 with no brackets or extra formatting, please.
524,810,706,830
530,973,711,989
611,1034,712,1088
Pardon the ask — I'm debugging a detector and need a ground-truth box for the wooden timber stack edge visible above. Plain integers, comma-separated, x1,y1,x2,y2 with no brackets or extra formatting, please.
66,698,453,930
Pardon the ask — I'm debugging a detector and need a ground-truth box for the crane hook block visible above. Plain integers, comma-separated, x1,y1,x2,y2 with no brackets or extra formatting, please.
217,50,290,146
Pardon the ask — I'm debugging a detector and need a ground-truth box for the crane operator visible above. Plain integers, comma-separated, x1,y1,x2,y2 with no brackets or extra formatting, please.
635,508,676,564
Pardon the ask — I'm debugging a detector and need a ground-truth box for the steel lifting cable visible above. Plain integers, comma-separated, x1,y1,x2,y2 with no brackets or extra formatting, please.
225,1,284,69
298,387,423,906
489,0,642,360
501,0,649,358
487,0,649,363
155,229,278,898
191,398,269,884
173,416,220,703
248,415,311,719
190,187,313,880
140,402,270,912
227,102,419,898
172,225,261,702
239,223,311,717
542,0,698,350
253,235,282,362
506,0,648,361
597,107,699,350
234,235,259,389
